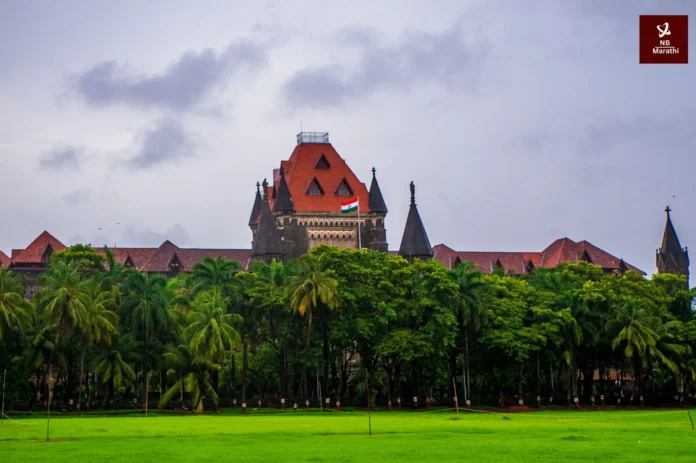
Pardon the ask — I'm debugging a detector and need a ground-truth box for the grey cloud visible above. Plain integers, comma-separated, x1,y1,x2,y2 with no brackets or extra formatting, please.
39,146,82,171
121,224,192,247
125,118,195,170
281,23,484,108
73,40,268,111
62,189,91,204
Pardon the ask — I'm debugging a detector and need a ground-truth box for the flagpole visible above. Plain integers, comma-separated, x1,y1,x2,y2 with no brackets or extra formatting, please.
357,200,362,250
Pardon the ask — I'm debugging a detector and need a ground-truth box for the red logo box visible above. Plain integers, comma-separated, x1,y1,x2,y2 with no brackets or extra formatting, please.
639,15,688,64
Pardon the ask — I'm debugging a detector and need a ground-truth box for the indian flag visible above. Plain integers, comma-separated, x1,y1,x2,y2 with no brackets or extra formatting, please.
341,198,358,213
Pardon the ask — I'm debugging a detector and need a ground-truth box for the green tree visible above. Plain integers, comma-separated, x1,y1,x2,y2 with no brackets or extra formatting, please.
158,342,220,412
35,261,91,378
0,268,31,342
121,271,169,414
449,261,487,406
185,287,243,361
287,252,341,406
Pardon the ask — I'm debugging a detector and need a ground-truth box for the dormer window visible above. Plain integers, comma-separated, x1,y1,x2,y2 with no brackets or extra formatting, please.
42,245,54,264
124,256,135,269
334,178,353,196
169,255,182,275
306,178,325,196
314,154,331,169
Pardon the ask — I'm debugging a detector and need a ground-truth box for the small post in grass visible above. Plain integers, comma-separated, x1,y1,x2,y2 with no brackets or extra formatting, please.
46,367,56,442
452,377,459,416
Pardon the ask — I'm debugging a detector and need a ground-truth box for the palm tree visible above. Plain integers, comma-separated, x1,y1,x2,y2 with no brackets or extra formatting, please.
448,262,487,408
189,257,242,297
185,287,243,361
120,271,169,414
606,298,661,402
35,261,91,384
286,253,341,407
158,343,221,413
92,334,137,408
76,279,118,411
0,268,31,342
251,259,296,401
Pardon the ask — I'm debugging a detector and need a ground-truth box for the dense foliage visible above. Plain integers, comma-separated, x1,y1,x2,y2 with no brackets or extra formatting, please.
1,245,694,412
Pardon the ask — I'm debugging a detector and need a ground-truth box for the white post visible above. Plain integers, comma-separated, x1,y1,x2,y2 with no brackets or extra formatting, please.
357,201,362,250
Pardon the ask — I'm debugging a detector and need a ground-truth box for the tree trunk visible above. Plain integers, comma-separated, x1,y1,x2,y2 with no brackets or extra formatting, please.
322,315,330,404
550,362,564,404
294,306,314,407
385,363,393,411
144,332,149,416
77,348,86,412
517,360,525,405
464,329,472,408
336,351,343,411
242,336,248,413
536,351,541,408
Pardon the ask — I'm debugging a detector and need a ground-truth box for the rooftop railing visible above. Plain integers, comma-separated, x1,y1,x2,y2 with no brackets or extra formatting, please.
297,132,329,145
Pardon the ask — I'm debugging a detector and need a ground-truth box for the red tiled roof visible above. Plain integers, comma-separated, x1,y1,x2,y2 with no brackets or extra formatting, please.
0,250,10,268
95,243,252,272
94,247,158,271
269,143,370,213
433,238,644,275
11,231,66,263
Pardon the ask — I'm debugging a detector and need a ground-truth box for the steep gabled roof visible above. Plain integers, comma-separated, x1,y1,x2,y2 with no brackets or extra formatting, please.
398,182,433,260
660,206,683,254
11,231,66,263
368,167,388,213
142,240,181,272
252,180,285,258
95,247,158,271
0,250,10,268
271,142,369,213
273,166,294,213
433,237,643,275
248,182,262,226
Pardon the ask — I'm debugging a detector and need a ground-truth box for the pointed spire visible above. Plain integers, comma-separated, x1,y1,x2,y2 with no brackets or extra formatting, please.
274,165,294,213
398,181,433,261
661,206,682,253
656,206,689,287
248,181,262,226
252,179,284,261
368,167,388,213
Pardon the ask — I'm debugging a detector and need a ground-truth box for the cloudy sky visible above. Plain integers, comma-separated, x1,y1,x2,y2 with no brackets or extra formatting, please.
1,0,694,275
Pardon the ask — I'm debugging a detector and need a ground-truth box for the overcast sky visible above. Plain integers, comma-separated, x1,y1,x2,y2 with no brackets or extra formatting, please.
1,0,694,275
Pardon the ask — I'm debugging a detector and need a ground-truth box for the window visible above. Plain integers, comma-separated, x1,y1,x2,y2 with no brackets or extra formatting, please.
124,257,134,268
315,154,331,169
42,245,53,264
306,178,325,196
334,179,353,196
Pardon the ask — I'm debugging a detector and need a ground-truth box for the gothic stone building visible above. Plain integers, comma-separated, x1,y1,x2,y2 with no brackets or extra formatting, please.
2,132,691,289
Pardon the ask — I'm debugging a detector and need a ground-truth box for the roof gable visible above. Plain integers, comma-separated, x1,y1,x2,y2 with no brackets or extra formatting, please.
274,143,369,213
12,231,67,263
0,250,9,268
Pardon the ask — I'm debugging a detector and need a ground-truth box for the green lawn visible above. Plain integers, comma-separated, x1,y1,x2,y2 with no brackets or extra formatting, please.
1,409,694,462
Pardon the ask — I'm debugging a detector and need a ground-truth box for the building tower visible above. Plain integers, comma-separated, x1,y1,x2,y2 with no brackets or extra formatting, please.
250,132,389,260
250,179,285,264
656,206,689,287
398,181,433,262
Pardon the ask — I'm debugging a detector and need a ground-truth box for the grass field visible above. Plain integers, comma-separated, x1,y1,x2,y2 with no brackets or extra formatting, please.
1,408,694,462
